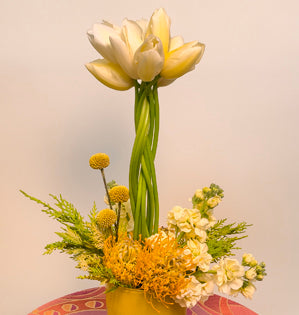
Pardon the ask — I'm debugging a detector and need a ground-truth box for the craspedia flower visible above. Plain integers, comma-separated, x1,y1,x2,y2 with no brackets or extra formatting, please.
109,185,130,203
96,209,117,229
89,153,110,169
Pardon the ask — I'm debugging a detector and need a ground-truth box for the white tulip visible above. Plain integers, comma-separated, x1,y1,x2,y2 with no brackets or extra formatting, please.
133,35,164,82
87,8,206,88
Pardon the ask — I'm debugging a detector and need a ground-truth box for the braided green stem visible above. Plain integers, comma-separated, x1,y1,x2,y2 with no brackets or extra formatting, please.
129,78,160,239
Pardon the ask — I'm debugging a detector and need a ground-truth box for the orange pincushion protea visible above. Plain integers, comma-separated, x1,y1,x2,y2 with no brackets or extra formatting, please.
103,232,197,306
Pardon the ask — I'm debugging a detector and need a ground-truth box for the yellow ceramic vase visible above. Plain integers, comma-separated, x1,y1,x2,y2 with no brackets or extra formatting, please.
105,286,186,315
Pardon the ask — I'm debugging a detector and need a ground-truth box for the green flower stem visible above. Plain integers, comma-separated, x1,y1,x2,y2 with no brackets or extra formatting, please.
129,98,150,208
115,202,121,242
100,169,112,210
130,78,160,239
152,85,159,157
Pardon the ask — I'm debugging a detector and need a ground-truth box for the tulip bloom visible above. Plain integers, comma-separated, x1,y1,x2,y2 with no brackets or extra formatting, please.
86,8,205,240
87,8,205,90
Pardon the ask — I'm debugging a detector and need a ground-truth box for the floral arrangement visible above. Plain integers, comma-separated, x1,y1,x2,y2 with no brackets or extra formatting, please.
21,8,266,310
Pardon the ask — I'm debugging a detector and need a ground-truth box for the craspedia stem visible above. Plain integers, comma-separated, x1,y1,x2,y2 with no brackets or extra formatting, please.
100,168,113,209
115,202,121,242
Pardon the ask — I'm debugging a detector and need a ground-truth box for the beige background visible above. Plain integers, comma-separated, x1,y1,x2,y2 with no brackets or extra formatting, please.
1,0,298,314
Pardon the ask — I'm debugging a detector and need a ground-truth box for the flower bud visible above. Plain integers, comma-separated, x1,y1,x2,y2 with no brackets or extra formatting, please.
245,268,257,280
194,189,204,200
256,274,264,281
242,253,255,266
249,259,258,267
207,197,221,208
202,187,211,194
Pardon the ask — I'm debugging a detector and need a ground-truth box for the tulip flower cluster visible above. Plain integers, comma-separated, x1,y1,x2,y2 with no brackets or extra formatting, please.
86,8,205,240
86,8,205,90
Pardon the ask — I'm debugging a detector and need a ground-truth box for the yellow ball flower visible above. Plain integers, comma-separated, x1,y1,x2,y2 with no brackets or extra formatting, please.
89,153,110,169
109,185,130,203
96,209,117,229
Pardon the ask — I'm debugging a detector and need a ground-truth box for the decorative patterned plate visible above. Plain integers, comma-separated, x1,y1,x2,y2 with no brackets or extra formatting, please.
29,287,257,315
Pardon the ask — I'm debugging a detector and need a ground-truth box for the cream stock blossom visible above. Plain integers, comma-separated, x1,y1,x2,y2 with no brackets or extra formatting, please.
175,275,212,308
245,268,257,280
167,206,209,242
241,283,256,299
243,253,257,266
213,258,244,295
207,196,221,208
146,230,175,244
86,8,205,89
184,239,212,272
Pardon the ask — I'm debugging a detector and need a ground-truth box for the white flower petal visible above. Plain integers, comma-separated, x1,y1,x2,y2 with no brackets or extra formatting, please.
87,23,119,63
109,35,138,79
122,19,144,54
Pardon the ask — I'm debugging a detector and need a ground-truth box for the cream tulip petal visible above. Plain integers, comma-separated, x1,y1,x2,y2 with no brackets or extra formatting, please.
85,59,134,91
122,19,144,55
169,36,184,52
102,20,121,32
146,8,171,56
88,23,119,63
109,35,138,79
134,35,164,82
161,41,205,79
136,19,149,39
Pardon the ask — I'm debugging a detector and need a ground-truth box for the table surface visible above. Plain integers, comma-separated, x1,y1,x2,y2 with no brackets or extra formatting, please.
29,287,258,315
